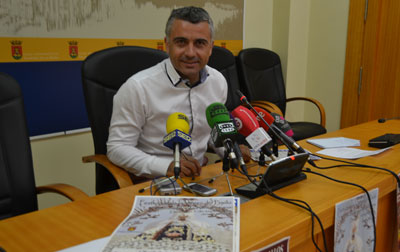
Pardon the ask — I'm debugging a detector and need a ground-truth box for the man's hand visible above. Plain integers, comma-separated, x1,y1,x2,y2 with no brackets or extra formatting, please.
167,155,201,178
239,144,251,162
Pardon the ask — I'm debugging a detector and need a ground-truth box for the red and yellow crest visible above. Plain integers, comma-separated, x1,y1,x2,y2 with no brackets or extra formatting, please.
11,40,23,60
68,41,78,59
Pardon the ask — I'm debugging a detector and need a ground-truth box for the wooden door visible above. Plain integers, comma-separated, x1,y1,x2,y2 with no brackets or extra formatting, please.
341,0,400,128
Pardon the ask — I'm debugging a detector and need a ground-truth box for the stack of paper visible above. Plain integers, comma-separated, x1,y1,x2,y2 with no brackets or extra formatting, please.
307,137,391,159
307,137,360,149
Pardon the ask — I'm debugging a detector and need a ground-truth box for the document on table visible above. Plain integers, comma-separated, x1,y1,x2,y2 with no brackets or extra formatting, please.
334,188,378,252
59,196,240,252
307,137,360,149
316,147,391,159
57,237,109,252
102,196,240,252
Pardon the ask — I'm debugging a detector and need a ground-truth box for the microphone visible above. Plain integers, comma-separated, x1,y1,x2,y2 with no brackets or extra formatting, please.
251,106,293,137
270,112,294,137
205,102,238,164
232,141,249,175
236,90,306,154
378,116,400,123
163,112,192,178
231,105,277,161
227,113,249,174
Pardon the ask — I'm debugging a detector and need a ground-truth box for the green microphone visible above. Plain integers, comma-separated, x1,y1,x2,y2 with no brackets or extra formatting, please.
205,102,238,169
205,102,238,155
205,102,231,128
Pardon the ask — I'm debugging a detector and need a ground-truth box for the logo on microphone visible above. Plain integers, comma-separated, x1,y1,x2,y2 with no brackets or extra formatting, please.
209,103,228,117
234,117,243,130
255,111,265,122
218,122,236,133
177,113,190,124
177,130,191,142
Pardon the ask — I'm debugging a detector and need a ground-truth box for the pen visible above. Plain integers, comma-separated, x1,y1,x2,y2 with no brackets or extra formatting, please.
181,152,195,180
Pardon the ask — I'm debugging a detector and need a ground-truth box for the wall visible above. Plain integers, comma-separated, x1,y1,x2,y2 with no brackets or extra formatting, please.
284,0,349,132
32,0,350,209
243,0,273,49
304,0,349,131
33,132,95,209
243,0,349,132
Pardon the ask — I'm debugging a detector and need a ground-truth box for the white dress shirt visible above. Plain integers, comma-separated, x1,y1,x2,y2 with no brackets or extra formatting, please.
107,58,227,177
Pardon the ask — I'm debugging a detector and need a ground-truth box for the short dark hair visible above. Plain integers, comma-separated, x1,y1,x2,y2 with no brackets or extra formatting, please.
165,6,214,41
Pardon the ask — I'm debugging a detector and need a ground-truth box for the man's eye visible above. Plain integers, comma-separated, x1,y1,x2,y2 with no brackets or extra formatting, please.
175,40,187,46
195,40,208,47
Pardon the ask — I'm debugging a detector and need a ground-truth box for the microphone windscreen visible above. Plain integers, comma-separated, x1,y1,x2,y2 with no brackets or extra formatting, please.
251,107,275,131
205,102,231,127
270,113,294,137
166,112,190,134
231,105,259,137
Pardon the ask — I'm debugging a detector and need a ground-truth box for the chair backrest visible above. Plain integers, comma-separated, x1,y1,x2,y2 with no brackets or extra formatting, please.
0,72,38,220
236,48,287,115
81,46,168,194
207,46,242,111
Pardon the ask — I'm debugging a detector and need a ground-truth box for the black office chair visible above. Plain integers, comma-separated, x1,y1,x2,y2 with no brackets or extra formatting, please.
81,46,169,194
207,46,243,111
236,48,326,140
0,72,88,220
208,46,283,114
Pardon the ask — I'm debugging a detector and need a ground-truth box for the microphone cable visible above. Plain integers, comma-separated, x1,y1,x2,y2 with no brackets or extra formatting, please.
306,151,400,252
240,173,328,252
259,179,328,252
303,167,376,252
150,176,179,196
308,154,400,188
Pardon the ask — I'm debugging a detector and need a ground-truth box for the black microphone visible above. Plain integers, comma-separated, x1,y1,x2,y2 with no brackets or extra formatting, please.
378,116,400,123
233,141,248,175
236,90,306,154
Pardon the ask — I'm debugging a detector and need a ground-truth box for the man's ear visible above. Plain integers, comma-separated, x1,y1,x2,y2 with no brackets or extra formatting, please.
208,40,214,57
164,37,169,54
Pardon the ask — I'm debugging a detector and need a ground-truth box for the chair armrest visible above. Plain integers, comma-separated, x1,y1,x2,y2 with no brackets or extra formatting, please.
249,100,284,116
36,183,89,201
286,97,326,127
82,154,133,188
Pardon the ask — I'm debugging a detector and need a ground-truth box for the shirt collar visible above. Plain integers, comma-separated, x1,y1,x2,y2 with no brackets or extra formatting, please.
165,58,209,87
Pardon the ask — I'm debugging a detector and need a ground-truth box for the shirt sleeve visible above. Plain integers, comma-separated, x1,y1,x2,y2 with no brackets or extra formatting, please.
106,80,171,178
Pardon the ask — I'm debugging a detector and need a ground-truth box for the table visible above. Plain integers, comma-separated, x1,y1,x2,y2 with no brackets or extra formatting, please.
1,120,399,251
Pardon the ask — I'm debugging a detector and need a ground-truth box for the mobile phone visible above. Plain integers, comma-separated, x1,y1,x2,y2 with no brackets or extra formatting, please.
155,178,182,195
183,183,217,196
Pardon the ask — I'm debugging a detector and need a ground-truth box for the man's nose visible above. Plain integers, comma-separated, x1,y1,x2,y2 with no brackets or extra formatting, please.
184,43,196,58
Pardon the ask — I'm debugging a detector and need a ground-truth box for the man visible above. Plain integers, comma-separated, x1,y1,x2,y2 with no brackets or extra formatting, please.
107,6,246,179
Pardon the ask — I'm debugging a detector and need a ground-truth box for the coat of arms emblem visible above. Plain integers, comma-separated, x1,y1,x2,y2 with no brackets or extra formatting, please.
11,40,23,60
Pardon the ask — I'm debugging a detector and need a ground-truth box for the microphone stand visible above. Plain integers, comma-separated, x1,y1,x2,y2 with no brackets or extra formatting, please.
197,142,247,196
272,136,279,157
201,151,235,195
257,150,266,178
173,144,198,196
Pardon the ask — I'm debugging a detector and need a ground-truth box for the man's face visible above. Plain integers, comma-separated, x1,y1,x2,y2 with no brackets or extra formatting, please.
165,19,213,84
